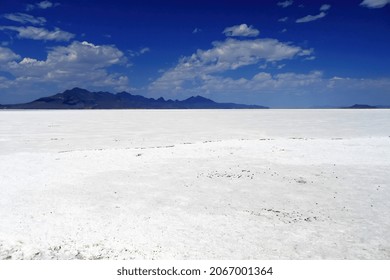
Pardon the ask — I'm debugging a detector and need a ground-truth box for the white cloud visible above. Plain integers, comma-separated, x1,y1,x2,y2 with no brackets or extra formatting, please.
25,4,34,11
0,41,130,95
128,47,151,57
296,4,331,23
360,0,390,8
205,71,325,93
149,66,390,107
298,49,314,56
4,41,126,74
0,26,75,41
277,1,294,8
192,38,305,70
208,72,390,97
278,17,289,22
0,46,21,62
37,0,55,9
3,13,46,26
26,1,59,11
296,12,327,23
150,70,325,99
223,24,260,37
0,76,11,89
149,37,312,94
140,47,150,54
192,28,201,34
145,34,390,106
320,4,331,11
304,56,316,60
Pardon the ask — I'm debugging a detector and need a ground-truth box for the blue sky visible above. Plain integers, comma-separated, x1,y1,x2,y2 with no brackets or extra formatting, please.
0,0,389,107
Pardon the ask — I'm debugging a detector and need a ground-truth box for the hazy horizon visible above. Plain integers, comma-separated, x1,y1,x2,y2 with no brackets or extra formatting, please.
1,86,389,109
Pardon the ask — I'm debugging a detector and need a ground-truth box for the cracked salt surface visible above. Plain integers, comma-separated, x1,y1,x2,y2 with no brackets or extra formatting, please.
0,109,389,259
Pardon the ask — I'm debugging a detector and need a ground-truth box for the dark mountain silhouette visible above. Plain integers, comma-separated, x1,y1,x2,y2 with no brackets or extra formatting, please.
343,104,378,109
0,88,268,109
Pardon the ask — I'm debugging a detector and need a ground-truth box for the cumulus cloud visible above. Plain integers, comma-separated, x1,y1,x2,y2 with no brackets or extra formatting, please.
277,1,294,8
149,37,312,94
196,71,325,95
278,17,289,22
0,41,130,96
0,26,75,41
145,34,390,107
149,65,390,107
223,24,260,37
3,13,46,26
6,41,126,75
320,4,331,11
296,4,331,23
304,56,316,60
26,1,59,11
128,47,151,57
360,0,390,8
0,46,21,62
296,12,327,23
37,0,56,9
140,47,150,54
192,28,202,34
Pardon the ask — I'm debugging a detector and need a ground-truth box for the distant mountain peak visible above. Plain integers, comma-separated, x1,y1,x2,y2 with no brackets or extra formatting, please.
65,87,90,94
116,91,133,97
184,95,215,103
344,104,377,109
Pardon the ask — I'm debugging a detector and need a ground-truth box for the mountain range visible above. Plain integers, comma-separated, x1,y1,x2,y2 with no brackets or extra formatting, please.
0,88,268,109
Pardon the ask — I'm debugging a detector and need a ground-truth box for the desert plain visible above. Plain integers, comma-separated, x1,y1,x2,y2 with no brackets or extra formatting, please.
0,109,389,259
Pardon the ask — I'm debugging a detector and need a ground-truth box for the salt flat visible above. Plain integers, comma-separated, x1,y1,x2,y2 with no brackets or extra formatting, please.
0,109,389,259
